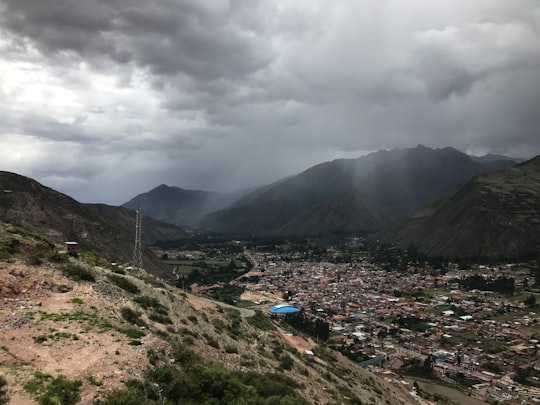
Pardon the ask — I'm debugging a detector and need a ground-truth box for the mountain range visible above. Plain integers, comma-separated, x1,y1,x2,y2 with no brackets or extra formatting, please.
2,144,535,261
198,145,520,236
385,155,540,259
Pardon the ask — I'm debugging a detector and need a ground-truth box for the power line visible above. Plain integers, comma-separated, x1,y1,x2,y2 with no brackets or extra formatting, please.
132,208,143,272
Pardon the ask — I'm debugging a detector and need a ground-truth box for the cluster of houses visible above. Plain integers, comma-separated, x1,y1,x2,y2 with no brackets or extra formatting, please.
236,251,539,403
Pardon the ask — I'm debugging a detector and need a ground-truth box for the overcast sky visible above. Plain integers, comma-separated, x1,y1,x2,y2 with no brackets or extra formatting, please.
1,0,539,204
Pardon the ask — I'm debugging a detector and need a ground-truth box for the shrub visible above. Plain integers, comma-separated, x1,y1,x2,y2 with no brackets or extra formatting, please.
60,264,95,282
116,327,145,339
107,274,139,294
70,298,84,305
147,348,159,365
135,296,168,314
99,379,158,405
224,345,238,354
24,374,81,405
0,376,9,405
278,354,294,370
120,307,146,326
170,340,201,365
46,252,68,263
26,255,43,266
86,375,103,386
206,336,219,349
33,336,48,344
149,313,172,325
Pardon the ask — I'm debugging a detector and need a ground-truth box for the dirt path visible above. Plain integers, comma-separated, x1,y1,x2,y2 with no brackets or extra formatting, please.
206,299,256,318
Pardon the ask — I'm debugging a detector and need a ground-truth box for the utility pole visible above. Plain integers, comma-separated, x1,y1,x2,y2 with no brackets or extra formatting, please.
132,209,143,272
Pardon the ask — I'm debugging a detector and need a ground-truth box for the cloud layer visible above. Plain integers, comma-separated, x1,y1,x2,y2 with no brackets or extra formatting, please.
1,0,539,203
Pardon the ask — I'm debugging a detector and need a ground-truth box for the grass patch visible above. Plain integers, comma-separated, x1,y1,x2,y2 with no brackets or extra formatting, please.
69,298,84,305
78,250,108,267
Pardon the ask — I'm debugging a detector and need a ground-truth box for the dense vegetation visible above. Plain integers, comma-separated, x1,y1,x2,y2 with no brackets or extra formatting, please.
283,312,330,342
457,275,516,296
99,341,307,405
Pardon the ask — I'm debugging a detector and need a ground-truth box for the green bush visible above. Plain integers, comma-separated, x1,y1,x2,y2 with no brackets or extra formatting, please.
120,307,145,326
224,345,238,354
170,340,201,365
116,326,145,340
101,361,308,405
46,252,68,263
24,374,81,405
107,275,139,294
149,313,172,325
70,298,84,305
134,296,168,315
147,348,159,365
26,255,43,266
60,264,95,282
99,379,159,405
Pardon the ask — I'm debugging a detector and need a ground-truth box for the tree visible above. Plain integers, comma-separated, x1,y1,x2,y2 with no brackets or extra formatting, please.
523,294,537,308
423,355,435,373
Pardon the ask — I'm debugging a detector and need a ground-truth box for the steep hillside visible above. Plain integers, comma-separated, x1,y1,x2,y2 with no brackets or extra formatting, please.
201,145,519,236
123,184,245,226
278,191,394,236
386,155,540,258
0,171,188,273
0,225,417,405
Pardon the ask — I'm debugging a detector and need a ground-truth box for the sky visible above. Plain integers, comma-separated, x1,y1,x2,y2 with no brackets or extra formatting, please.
1,0,539,204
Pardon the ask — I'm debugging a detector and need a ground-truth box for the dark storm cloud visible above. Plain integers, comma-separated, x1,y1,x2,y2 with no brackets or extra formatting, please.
0,0,539,204
0,0,273,81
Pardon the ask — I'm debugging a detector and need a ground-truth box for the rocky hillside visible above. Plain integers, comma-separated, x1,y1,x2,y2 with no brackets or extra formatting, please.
386,155,540,259
0,171,188,273
200,145,519,236
0,224,417,405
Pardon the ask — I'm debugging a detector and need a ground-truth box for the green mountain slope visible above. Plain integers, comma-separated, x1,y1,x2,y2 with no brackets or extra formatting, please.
278,191,395,236
201,145,519,236
386,155,540,258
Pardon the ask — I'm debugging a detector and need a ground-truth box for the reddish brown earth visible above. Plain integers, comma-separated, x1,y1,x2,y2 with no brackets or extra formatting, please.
0,261,165,404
